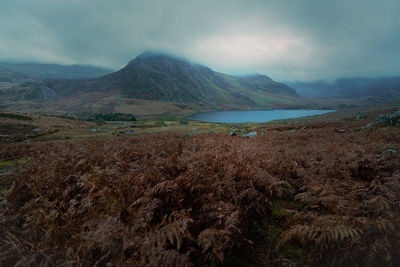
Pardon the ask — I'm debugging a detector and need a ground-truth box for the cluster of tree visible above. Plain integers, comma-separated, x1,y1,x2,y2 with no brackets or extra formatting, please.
0,112,32,121
59,112,136,122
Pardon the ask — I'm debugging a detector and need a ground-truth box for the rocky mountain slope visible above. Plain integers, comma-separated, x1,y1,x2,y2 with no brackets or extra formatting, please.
21,52,300,108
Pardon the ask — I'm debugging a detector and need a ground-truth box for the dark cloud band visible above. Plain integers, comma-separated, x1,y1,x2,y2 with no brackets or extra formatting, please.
0,0,399,81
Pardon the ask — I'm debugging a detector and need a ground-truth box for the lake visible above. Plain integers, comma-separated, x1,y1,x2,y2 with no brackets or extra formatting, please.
189,109,335,123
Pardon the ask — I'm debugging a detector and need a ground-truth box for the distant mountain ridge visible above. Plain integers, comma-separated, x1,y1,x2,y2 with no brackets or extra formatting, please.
22,51,300,108
289,77,400,104
0,62,113,82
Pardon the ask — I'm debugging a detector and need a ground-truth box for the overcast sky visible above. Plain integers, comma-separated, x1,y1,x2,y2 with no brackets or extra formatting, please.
0,0,399,81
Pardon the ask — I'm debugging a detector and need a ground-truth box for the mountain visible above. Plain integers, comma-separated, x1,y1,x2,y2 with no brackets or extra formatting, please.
0,62,113,82
287,81,331,98
289,77,400,104
7,51,302,113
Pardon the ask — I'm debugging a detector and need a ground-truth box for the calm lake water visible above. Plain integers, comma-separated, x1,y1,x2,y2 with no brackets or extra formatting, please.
189,109,335,123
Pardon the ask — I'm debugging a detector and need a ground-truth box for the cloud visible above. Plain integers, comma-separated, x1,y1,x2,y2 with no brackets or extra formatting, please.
0,0,399,81
0,11,71,64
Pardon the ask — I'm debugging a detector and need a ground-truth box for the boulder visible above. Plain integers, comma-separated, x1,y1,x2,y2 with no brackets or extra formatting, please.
91,127,103,132
375,111,400,126
362,123,373,129
243,131,257,137
383,149,398,154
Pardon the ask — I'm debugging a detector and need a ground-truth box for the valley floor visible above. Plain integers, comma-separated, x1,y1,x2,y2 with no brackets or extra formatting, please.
0,104,399,266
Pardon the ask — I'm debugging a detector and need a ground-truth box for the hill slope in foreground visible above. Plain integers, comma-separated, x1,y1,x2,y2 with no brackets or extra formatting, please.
1,104,399,266
0,52,303,115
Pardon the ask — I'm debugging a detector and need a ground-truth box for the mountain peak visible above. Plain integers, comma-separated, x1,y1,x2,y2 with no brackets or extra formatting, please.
138,50,166,58
136,50,184,60
113,51,298,102
127,50,187,66
24,51,299,108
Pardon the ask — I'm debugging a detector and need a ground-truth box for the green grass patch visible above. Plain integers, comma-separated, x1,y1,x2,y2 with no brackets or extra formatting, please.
0,158,29,172
250,94,295,105
246,198,311,265
216,72,243,91
0,188,7,197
